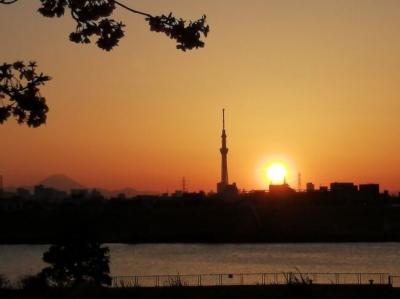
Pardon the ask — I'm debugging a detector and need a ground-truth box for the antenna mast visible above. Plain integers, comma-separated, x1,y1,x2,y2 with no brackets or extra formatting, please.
222,108,225,130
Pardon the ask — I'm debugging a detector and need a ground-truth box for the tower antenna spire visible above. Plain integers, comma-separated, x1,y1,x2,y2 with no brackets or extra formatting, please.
218,108,229,193
223,108,225,130
217,109,238,195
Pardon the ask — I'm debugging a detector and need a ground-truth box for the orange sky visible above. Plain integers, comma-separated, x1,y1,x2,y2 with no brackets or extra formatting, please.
1,0,400,192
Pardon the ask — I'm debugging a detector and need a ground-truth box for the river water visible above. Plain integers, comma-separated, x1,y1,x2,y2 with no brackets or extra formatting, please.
1,243,400,282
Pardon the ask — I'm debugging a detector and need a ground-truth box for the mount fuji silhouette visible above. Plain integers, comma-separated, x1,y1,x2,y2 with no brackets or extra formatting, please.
35,174,157,197
37,174,85,192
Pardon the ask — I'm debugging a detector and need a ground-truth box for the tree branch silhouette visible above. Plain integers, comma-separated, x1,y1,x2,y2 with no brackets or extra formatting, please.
114,1,152,18
0,62,50,127
1,0,209,51
0,0,18,4
0,0,209,127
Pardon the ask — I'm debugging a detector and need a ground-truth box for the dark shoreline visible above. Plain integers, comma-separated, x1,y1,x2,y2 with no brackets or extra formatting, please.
2,240,400,245
2,196,400,245
1,285,398,299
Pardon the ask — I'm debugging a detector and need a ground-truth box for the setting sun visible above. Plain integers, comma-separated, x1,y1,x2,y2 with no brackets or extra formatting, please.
266,163,287,185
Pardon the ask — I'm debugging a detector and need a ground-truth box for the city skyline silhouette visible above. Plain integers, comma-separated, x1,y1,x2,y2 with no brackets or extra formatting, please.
3,3,400,299
2,1,400,193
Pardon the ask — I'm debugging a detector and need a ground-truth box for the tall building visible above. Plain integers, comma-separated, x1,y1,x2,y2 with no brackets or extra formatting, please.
306,182,315,192
217,109,238,195
359,184,379,197
330,182,358,194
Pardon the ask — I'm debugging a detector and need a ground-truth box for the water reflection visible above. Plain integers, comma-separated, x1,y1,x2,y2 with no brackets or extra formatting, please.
1,243,400,282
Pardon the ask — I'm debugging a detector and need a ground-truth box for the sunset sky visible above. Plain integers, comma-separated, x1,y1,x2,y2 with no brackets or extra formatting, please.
1,0,400,192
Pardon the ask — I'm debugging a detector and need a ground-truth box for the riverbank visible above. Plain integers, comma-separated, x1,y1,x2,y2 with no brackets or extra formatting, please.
2,199,400,244
0,285,397,299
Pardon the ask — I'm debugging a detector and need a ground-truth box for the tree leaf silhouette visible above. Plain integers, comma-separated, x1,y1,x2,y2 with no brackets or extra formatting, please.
0,0,210,127
41,240,111,287
0,62,50,127
0,0,209,51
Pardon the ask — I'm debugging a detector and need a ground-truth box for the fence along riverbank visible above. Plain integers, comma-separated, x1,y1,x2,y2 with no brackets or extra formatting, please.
112,272,400,288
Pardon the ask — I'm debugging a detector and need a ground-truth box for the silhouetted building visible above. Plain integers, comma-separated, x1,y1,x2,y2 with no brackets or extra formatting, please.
269,183,295,196
216,109,238,195
71,188,89,199
0,175,3,198
34,185,67,201
319,186,329,192
16,188,31,199
91,189,105,200
330,182,358,194
359,184,379,197
0,196,23,211
306,182,315,192
221,183,239,197
117,193,127,200
172,190,184,197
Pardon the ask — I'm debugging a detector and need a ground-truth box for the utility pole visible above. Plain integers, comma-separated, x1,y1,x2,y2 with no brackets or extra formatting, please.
182,177,186,193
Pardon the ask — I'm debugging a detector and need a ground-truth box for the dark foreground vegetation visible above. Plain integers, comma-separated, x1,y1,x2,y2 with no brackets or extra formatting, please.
1,190,400,243
0,285,399,299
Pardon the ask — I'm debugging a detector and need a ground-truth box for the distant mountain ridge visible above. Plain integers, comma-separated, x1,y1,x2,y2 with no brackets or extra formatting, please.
37,174,157,197
38,174,85,192
2,174,157,197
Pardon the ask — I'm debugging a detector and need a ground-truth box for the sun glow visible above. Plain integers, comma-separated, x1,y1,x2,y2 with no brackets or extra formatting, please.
266,163,287,185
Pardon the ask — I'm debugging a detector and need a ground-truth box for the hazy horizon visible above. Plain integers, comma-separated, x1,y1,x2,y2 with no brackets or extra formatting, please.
2,1,400,192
